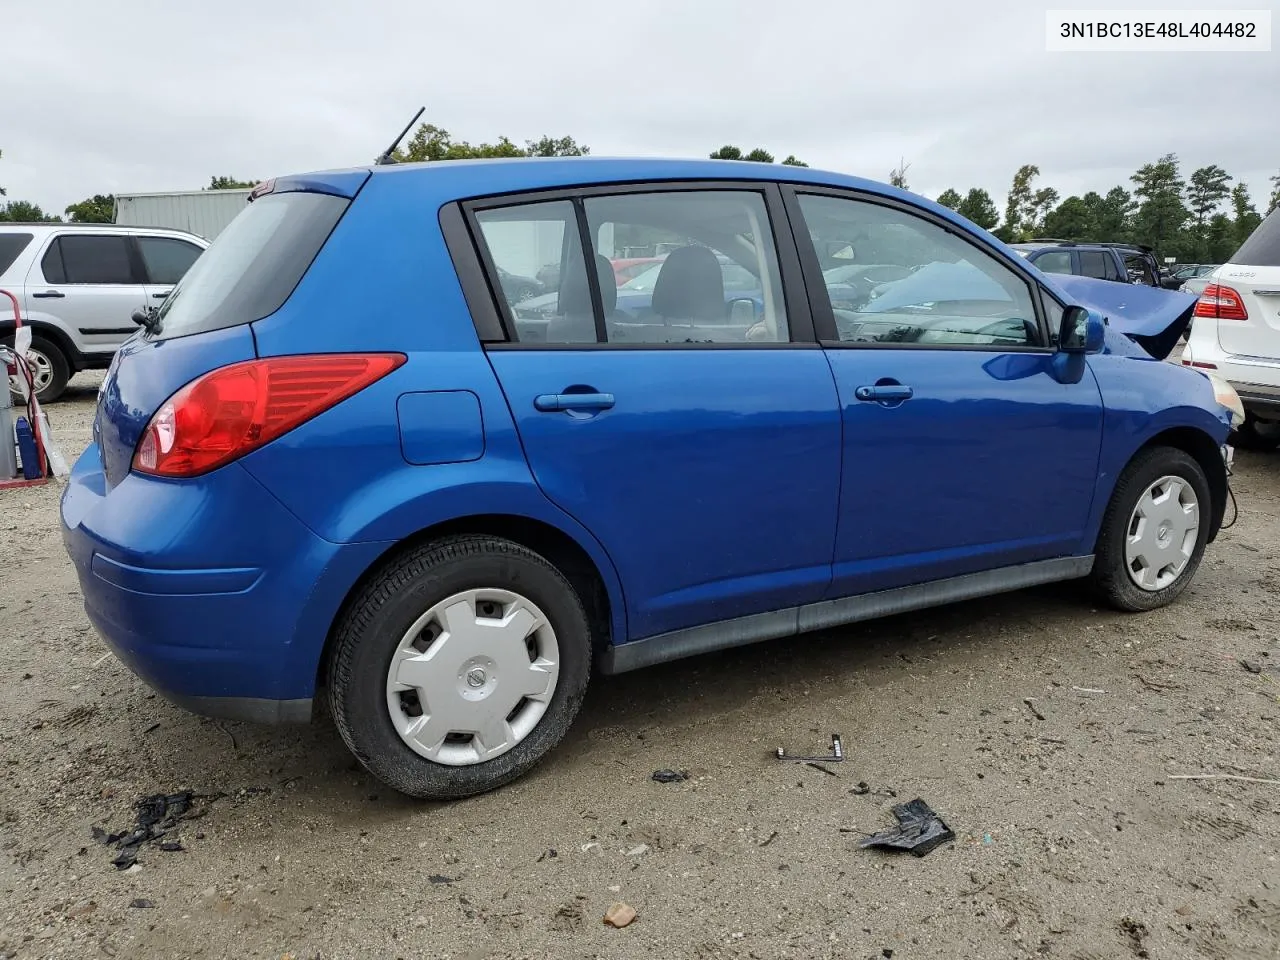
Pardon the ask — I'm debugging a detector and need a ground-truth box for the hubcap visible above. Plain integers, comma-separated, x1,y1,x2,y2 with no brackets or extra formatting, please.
385,589,559,766
1124,475,1200,591
8,348,52,396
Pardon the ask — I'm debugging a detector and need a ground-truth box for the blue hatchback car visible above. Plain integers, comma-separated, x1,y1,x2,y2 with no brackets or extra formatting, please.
61,157,1241,798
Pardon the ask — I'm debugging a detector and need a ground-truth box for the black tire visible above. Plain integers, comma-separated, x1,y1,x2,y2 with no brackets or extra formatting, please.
1231,413,1280,452
327,535,592,800
1092,446,1212,612
5,334,70,404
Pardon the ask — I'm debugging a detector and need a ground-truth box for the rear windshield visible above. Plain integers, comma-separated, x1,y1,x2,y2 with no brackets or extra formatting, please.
0,233,34,276
1232,208,1280,267
154,191,348,339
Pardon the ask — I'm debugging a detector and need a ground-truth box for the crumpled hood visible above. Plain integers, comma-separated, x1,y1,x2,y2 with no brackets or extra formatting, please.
1048,274,1198,361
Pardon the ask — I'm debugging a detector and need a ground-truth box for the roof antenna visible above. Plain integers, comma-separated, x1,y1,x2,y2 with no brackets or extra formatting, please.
374,106,425,166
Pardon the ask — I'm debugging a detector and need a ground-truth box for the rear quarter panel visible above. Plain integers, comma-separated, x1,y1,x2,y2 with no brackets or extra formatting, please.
243,173,629,644
1081,339,1230,553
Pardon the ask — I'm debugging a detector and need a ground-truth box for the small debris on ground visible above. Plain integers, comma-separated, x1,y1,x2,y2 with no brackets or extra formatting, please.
129,899,155,909
850,781,871,795
94,792,202,870
1119,916,1150,957
857,798,955,858
651,769,688,783
1023,697,1046,721
427,875,454,885
624,844,649,856
776,733,843,763
603,902,638,928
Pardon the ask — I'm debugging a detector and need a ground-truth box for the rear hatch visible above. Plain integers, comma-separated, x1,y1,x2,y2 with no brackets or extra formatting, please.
94,175,366,488
1213,208,1280,360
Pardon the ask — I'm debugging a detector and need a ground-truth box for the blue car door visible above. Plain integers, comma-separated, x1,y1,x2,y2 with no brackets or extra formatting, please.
467,185,842,642
785,188,1104,598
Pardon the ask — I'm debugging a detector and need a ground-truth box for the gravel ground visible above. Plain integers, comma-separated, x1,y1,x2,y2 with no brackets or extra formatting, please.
1,371,1278,960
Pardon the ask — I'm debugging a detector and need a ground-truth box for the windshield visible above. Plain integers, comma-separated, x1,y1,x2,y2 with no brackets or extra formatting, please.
155,191,348,339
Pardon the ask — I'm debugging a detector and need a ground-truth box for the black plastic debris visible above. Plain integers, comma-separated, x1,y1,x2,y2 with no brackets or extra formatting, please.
651,769,689,783
857,798,955,858
428,874,454,885
92,792,207,870
129,899,156,909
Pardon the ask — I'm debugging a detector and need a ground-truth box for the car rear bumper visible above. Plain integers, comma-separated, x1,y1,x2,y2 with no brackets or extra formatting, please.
60,443,388,724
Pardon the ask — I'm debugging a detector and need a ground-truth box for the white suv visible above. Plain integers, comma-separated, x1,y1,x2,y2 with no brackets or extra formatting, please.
1183,208,1280,449
1,224,208,402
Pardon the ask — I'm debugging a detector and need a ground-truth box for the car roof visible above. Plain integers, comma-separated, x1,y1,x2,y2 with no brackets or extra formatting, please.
0,222,205,241
294,155,934,207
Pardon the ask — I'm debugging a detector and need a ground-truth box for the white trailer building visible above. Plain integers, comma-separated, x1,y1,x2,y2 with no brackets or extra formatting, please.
113,188,252,241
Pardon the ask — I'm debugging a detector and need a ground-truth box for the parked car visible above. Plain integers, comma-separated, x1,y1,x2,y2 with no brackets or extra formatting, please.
61,159,1239,799
609,256,664,285
1171,263,1220,283
1,223,208,402
1010,240,1169,287
1181,208,1280,449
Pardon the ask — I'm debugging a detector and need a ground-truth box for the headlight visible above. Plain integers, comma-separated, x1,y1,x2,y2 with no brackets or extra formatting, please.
1204,372,1245,428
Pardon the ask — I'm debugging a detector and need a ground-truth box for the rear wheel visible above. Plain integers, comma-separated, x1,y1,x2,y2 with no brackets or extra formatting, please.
1231,413,1280,452
1092,447,1211,612
327,535,592,799
6,334,70,404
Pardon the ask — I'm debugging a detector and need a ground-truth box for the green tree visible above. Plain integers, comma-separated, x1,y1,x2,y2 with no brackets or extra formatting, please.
1186,164,1233,259
524,135,589,157
1269,171,1280,214
0,200,59,222
1083,187,1134,240
1041,195,1095,239
956,188,1000,231
207,176,258,189
998,164,1040,242
1130,153,1189,257
1205,213,1237,263
0,148,5,197
709,145,805,165
1231,182,1262,248
1027,187,1060,235
65,194,115,223
935,189,962,210
888,159,910,190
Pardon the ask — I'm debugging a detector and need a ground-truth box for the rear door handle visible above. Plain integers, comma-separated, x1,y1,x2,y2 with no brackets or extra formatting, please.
534,392,616,413
854,384,914,402
152,291,171,299
33,290,65,299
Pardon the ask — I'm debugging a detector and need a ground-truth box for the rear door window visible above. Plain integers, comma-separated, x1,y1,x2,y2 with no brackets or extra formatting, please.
1032,250,1073,275
1079,250,1110,279
42,235,135,284
0,233,33,276
154,191,348,340
1232,209,1280,266
138,237,204,284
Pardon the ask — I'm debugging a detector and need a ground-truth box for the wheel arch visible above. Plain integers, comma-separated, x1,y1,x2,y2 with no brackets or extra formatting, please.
1131,426,1228,543
2,318,79,370
315,513,623,692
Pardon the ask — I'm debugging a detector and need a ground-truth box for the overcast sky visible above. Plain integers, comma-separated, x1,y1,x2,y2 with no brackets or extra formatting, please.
3,0,1277,217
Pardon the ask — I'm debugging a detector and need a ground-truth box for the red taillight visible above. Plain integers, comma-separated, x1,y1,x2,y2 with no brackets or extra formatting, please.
1193,283,1248,321
132,353,405,478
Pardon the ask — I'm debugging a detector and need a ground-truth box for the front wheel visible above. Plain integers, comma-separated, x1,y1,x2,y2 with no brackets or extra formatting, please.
327,535,592,799
1091,447,1211,612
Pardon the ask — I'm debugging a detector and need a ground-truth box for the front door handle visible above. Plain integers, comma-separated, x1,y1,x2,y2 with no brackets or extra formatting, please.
534,392,616,413
33,290,65,299
152,291,171,299
855,384,914,402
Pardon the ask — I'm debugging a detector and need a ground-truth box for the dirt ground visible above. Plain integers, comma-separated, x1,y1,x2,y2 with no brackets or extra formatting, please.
1,371,1278,960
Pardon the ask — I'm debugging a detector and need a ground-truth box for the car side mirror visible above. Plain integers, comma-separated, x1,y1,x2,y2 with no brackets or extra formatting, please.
728,298,757,325
1059,305,1104,354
